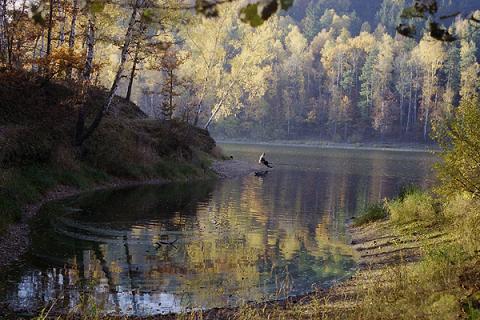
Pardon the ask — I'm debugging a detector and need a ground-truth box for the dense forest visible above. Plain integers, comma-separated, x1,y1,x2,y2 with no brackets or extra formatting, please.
1,0,478,143
201,1,480,142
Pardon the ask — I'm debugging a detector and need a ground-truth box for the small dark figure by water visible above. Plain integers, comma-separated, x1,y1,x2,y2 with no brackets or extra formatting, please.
259,153,273,168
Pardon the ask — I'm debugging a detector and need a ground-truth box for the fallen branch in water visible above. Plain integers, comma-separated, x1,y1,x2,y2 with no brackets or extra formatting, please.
154,238,178,248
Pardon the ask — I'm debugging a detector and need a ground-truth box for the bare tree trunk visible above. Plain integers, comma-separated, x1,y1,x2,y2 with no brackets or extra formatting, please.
204,80,236,130
31,36,40,72
126,40,140,102
68,0,78,49
75,0,143,146
423,107,429,141
168,70,173,118
406,66,413,132
74,17,95,146
193,88,207,126
83,18,95,79
66,0,78,79
46,0,54,56
40,28,45,58
3,0,13,68
0,0,6,65
57,0,65,47
287,103,291,137
413,70,418,128
399,90,404,130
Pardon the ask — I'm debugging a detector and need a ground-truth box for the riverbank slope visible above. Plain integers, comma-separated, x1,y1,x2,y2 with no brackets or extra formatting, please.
0,72,236,270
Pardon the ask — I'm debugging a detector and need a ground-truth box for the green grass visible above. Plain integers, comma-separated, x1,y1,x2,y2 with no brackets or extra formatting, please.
0,151,217,234
0,165,113,233
388,191,441,226
354,202,388,226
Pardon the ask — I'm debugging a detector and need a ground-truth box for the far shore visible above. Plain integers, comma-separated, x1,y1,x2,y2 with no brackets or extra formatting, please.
216,139,440,153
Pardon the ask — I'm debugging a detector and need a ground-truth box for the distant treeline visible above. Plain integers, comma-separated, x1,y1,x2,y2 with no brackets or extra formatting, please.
205,1,480,142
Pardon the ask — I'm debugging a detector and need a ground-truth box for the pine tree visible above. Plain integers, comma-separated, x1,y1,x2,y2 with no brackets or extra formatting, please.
301,1,322,42
157,47,188,120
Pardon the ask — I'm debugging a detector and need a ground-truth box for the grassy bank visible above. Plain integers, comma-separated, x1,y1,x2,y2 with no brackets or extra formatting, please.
0,71,221,235
220,189,480,320
0,156,215,232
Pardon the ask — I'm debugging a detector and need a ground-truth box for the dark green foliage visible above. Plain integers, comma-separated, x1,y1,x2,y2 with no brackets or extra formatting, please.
398,0,459,41
0,188,22,232
261,0,278,20
435,98,480,196
463,291,480,319
194,0,219,18
240,3,265,27
354,202,388,226
240,0,293,27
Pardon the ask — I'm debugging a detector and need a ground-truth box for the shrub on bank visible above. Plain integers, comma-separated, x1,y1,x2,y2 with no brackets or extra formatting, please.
388,191,439,226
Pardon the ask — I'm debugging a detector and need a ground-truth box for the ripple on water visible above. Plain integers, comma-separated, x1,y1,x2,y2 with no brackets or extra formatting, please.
0,145,437,316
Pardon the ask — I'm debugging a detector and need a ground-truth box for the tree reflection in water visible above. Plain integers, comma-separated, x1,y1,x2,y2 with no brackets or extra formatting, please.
0,145,436,316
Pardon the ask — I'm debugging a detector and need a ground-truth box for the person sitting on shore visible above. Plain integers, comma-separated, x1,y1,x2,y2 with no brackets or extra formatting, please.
259,153,273,168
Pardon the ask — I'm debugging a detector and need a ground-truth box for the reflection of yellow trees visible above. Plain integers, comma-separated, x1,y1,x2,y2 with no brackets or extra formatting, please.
10,151,439,315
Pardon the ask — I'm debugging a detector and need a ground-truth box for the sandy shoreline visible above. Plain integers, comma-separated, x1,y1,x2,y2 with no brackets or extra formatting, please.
0,179,167,270
0,160,259,271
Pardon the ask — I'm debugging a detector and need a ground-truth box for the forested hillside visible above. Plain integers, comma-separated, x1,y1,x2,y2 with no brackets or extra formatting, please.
1,0,477,143
202,1,480,141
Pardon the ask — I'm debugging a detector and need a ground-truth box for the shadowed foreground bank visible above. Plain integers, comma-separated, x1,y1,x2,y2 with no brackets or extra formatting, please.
0,72,225,270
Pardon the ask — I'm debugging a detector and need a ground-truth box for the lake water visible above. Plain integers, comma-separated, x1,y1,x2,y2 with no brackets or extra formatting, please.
0,143,437,316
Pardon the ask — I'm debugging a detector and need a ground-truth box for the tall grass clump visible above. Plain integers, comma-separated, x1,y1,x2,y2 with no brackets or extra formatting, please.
444,194,480,254
387,190,440,226
354,201,388,226
397,184,422,201
352,244,466,320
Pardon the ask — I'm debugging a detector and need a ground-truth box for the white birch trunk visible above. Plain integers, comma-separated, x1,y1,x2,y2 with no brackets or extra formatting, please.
69,0,78,49
83,17,95,80
57,0,65,47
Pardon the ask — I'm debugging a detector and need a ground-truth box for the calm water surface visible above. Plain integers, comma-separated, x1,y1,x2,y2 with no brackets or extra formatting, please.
0,143,437,316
